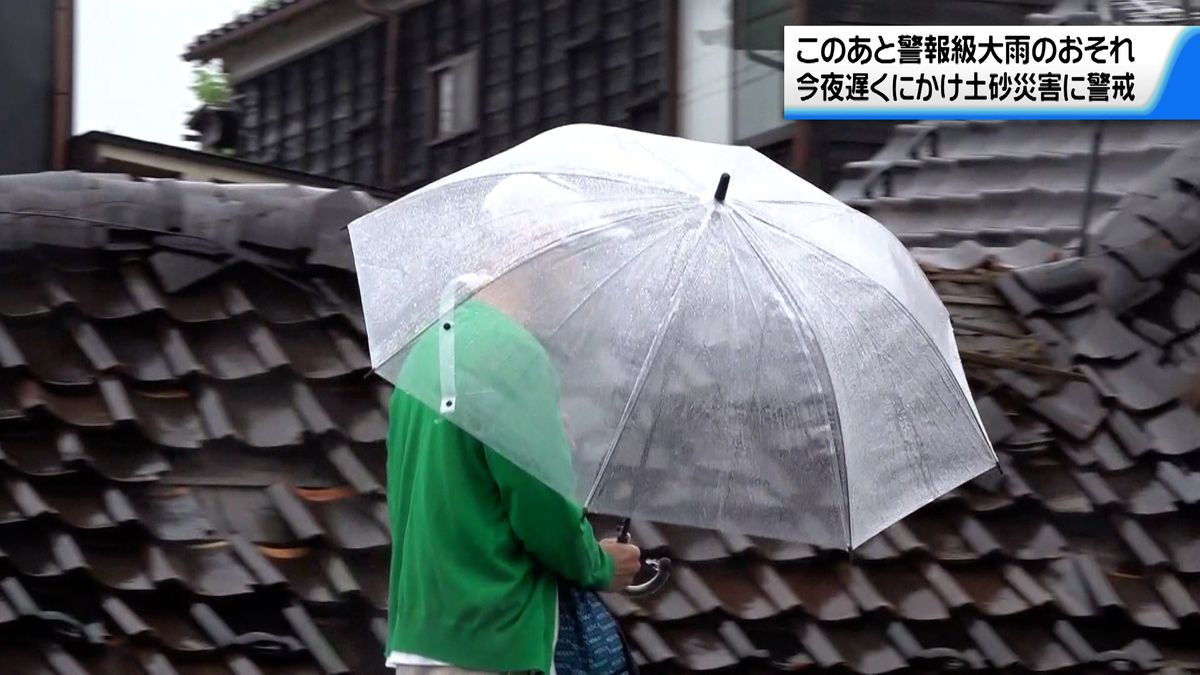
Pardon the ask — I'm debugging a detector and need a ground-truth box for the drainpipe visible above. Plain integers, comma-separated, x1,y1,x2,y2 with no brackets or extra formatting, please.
357,0,399,188
52,0,75,170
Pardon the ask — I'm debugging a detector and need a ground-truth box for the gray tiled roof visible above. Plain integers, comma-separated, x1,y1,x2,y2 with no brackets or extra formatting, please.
832,120,1200,249
2,129,1200,673
185,0,310,58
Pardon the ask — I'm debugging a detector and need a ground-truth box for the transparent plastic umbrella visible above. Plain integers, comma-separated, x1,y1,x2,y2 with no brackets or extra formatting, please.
349,124,996,558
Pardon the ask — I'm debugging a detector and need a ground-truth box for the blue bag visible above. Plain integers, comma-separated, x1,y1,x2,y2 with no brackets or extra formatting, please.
552,583,636,675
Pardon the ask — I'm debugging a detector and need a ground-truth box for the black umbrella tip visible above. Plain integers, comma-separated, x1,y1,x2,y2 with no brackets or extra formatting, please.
714,173,730,202
617,517,631,543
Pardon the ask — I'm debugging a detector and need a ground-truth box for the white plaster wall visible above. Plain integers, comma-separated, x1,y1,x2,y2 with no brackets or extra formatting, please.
732,50,785,142
677,0,734,144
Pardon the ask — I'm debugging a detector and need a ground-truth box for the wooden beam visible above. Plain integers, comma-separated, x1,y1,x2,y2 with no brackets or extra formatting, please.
959,351,1086,382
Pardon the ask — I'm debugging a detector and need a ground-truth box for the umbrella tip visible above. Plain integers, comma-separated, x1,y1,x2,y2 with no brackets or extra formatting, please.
714,173,730,202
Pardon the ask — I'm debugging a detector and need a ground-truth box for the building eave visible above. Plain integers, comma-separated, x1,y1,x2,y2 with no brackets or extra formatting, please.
70,131,398,198
183,0,333,62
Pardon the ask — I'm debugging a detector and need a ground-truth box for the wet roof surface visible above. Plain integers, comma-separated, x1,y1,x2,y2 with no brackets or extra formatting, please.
1,135,1200,674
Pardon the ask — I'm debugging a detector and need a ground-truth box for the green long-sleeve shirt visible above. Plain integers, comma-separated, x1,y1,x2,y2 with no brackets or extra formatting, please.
385,300,614,673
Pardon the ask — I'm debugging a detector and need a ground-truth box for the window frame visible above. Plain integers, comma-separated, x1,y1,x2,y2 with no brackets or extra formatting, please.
426,49,481,145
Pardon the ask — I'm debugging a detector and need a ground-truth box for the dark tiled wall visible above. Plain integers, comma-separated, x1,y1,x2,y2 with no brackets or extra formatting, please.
392,0,670,191
235,25,386,187
819,0,1056,24
231,0,671,192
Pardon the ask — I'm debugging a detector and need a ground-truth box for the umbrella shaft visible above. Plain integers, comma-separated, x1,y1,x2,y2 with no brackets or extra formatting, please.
617,517,631,544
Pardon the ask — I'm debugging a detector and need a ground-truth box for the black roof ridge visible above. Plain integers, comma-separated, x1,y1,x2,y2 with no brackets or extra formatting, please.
993,136,1200,315
0,171,388,290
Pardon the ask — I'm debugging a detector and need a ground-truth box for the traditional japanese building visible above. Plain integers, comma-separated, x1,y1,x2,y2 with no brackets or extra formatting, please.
184,0,676,193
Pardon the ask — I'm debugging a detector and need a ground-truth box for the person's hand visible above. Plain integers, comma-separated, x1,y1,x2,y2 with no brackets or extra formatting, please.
600,538,641,590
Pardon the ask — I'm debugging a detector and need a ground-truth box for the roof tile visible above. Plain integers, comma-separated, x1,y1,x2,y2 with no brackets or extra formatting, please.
266,484,326,544
325,443,384,496
5,317,94,386
126,386,207,449
0,269,51,318
119,264,167,313
1108,572,1179,630
962,618,1020,669
833,562,890,615
1093,254,1165,313
303,493,389,551
270,547,347,606
778,564,860,622
94,318,175,383
688,561,776,620
0,322,25,371
4,123,1200,672
1105,467,1179,515
1029,381,1107,440
1155,461,1200,504
1057,307,1149,361
127,486,218,542
169,543,259,598
184,320,274,380
860,564,948,621
1153,572,1200,622
215,377,307,447
625,621,676,665
1136,191,1200,249
1011,258,1098,307
1106,409,1156,457
160,280,232,323
1084,355,1179,413
989,622,1078,671
1143,403,1200,455
225,530,283,583
1130,315,1178,345
1112,516,1172,568
819,623,908,674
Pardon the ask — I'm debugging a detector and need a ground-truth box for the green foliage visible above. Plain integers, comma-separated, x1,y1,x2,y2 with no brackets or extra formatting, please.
190,61,231,107
188,3,277,108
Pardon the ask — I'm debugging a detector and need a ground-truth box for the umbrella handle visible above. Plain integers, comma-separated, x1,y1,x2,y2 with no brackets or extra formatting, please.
623,557,672,597
616,518,672,597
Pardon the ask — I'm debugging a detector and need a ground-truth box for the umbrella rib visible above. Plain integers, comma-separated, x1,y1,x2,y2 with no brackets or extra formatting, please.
741,208,996,467
727,209,853,550
581,293,677,511
394,169,698,208
742,198,847,208
626,133,703,193
364,201,684,375
548,224,682,336
582,205,718,511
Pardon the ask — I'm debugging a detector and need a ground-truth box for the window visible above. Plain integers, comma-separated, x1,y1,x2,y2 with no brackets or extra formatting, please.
732,0,794,52
428,50,480,141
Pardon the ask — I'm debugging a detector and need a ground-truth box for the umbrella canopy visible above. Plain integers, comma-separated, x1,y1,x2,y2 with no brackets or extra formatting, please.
349,123,996,549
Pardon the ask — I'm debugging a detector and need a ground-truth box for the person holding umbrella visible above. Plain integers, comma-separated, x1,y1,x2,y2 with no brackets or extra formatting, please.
352,124,998,673
383,175,643,675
